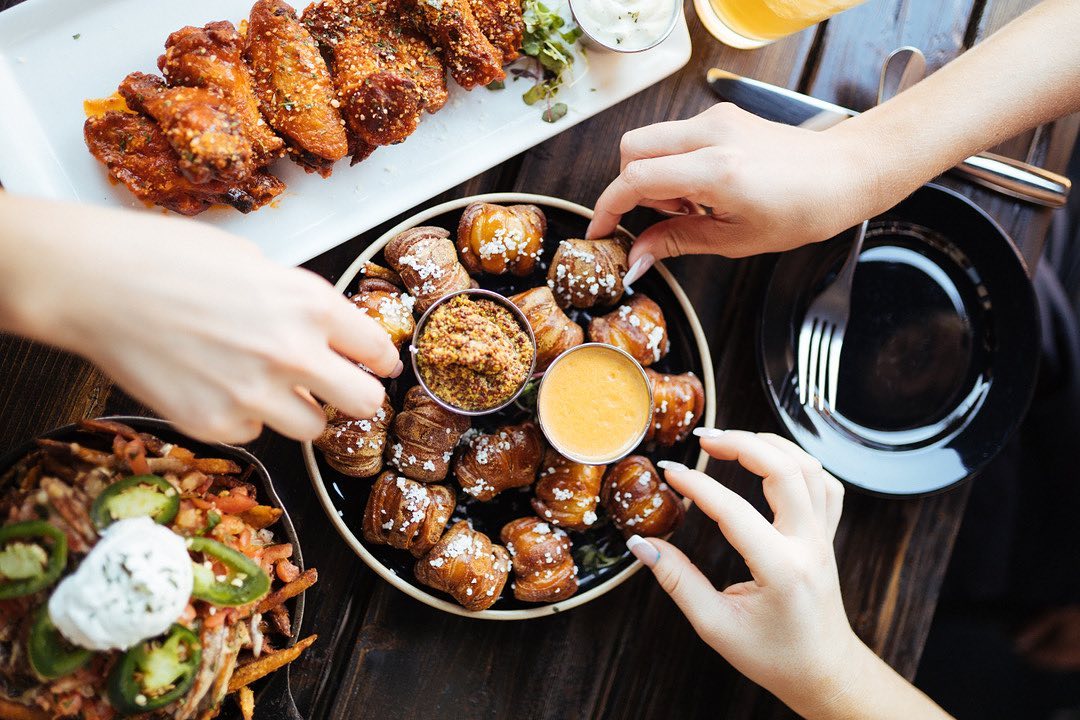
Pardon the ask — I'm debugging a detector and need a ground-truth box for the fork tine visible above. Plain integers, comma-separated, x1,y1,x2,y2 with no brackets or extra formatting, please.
827,328,844,412
817,323,833,411
797,318,813,405
806,320,822,410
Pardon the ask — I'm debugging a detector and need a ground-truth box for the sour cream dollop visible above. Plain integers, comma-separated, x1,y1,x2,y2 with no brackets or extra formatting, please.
571,0,678,52
48,517,193,651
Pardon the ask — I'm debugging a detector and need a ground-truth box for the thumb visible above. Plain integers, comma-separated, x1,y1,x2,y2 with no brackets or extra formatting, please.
627,214,751,278
627,535,727,633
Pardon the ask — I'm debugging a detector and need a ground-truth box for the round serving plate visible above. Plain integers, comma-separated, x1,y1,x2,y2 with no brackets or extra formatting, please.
0,416,307,716
759,183,1039,496
303,192,716,620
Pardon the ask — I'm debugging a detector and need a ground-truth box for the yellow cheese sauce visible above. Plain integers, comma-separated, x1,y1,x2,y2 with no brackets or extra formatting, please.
537,344,652,464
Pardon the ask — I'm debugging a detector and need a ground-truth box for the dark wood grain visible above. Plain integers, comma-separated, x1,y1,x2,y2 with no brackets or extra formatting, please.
0,0,1075,718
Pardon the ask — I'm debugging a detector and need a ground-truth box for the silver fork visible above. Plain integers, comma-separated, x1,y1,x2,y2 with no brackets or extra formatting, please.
794,47,925,412
796,219,869,411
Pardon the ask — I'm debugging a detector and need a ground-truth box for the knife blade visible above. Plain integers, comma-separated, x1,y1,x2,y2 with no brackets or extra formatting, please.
705,68,1070,208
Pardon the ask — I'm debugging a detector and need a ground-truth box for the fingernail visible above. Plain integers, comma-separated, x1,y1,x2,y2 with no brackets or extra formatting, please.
656,459,689,472
626,534,660,568
692,427,725,439
623,254,653,287
390,359,404,378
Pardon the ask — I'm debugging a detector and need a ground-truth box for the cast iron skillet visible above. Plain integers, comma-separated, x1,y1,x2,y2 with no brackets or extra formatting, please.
0,416,306,720
759,183,1039,496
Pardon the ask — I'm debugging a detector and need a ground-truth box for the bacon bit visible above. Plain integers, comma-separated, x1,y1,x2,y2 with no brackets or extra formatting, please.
54,693,82,716
276,559,300,583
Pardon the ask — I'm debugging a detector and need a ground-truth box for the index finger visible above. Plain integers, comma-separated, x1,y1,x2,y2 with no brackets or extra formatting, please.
695,430,817,537
587,153,704,238
657,464,783,581
327,299,403,378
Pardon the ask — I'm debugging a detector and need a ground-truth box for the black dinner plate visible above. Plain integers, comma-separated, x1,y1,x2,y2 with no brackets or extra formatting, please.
759,184,1039,496
315,200,708,611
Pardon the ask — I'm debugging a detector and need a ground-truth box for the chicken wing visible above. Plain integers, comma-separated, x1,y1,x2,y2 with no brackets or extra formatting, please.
84,111,284,216
394,0,506,89
245,0,348,177
303,0,447,163
118,72,254,184
159,21,286,164
468,0,524,64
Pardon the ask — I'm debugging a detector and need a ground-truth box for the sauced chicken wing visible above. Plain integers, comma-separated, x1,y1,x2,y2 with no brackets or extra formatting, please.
159,21,286,164
84,111,284,216
118,72,254,184
394,0,505,89
304,0,448,163
245,0,348,176
468,0,524,64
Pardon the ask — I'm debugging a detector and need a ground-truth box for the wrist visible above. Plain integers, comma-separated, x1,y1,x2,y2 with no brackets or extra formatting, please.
782,628,875,720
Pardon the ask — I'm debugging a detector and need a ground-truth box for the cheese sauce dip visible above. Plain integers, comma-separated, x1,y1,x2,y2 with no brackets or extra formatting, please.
569,0,679,52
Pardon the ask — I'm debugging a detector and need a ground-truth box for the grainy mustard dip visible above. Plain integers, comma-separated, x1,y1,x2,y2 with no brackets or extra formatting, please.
416,295,534,412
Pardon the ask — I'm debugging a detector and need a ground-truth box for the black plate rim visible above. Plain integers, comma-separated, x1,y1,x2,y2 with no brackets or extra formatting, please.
757,182,1040,498
302,191,718,620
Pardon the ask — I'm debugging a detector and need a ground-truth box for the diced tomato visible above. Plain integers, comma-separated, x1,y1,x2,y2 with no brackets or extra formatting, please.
276,559,301,583
210,491,258,515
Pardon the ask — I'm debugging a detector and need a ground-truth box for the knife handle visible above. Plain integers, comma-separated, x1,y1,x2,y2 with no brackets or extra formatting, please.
953,151,1071,208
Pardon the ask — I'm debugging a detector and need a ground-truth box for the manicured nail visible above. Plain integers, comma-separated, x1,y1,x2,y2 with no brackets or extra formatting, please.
626,534,660,568
390,359,404,378
692,427,725,439
622,254,653,287
656,460,689,472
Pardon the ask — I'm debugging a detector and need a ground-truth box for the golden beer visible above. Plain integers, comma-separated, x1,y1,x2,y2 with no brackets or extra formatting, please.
698,0,866,48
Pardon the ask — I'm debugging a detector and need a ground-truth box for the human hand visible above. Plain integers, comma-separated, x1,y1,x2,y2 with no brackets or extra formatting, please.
626,429,952,719
587,104,876,283
7,198,398,444
625,429,857,716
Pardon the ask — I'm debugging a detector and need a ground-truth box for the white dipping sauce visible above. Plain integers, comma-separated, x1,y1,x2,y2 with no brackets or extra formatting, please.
573,0,676,51
49,517,193,651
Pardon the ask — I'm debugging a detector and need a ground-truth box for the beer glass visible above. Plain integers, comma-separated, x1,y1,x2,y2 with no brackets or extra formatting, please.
695,0,868,49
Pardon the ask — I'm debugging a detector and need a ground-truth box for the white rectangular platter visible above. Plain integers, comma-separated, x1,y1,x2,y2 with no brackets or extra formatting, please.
0,0,691,266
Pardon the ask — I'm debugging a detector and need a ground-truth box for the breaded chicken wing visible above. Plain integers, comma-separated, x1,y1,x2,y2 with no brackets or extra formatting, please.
303,0,447,163
394,0,506,89
468,0,523,64
159,21,286,164
118,72,254,184
245,0,348,176
84,111,284,216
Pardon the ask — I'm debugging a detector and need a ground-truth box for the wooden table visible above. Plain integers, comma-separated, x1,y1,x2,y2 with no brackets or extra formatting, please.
1,0,1077,717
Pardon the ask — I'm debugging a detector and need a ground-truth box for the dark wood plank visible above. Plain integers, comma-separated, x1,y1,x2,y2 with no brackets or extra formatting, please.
806,0,977,109
0,0,1075,718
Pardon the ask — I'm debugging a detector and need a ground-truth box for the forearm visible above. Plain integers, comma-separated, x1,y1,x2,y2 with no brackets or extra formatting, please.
798,634,953,720
0,193,75,344
836,0,1080,218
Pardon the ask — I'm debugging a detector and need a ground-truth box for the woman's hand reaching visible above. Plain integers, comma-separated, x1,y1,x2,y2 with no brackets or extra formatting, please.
586,104,875,282
627,429,952,720
0,194,399,444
